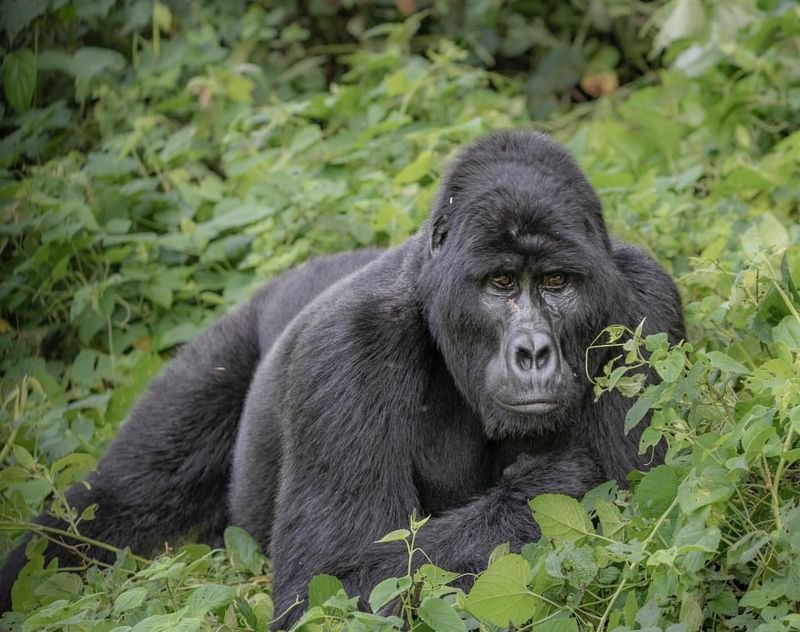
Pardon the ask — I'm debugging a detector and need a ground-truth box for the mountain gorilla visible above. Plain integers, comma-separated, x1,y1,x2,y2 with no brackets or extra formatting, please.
0,131,684,623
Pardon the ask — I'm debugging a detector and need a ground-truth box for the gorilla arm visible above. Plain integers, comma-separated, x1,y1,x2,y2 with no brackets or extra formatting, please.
270,435,600,625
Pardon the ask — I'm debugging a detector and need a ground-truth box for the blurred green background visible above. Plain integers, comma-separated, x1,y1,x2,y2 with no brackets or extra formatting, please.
1,1,799,630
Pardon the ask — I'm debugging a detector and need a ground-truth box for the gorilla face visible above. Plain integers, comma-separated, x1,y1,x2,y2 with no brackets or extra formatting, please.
419,132,626,439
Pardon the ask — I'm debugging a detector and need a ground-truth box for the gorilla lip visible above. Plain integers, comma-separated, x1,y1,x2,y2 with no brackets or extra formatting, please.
493,397,560,414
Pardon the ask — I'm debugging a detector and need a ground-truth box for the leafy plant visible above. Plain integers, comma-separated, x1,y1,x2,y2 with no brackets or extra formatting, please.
1,0,799,630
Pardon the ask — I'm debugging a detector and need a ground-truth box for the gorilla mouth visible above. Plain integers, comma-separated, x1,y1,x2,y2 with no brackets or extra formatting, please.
493,397,560,415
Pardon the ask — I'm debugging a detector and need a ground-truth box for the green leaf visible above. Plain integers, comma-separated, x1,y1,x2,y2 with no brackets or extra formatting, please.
224,526,264,575
186,583,236,616
71,47,126,101
634,465,679,519
707,351,750,375
529,494,593,542
594,500,625,538
773,316,800,350
368,575,411,613
374,528,410,543
418,597,467,632
394,150,434,184
679,590,705,632
465,554,536,627
3,47,37,113
12,445,36,470
1,0,47,43
417,563,459,586
781,247,800,301
113,587,147,614
653,0,706,53
308,574,344,609
727,531,770,566
624,390,656,434
535,618,579,632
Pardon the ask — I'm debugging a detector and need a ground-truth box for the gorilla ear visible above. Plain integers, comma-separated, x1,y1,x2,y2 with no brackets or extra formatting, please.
430,214,448,255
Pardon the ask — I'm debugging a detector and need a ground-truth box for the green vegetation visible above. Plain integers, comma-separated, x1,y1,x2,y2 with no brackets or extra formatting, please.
1,0,799,630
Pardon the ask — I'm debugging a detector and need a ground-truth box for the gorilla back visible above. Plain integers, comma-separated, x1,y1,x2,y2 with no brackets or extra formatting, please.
0,131,684,623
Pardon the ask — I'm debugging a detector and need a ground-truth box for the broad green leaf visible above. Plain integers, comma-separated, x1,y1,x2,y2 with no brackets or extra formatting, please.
1,0,46,43
186,584,236,616
224,526,264,575
12,445,36,470
594,500,625,538
394,150,433,184
3,47,37,113
634,465,679,519
465,554,536,627
417,597,467,632
727,530,770,566
678,468,735,514
368,575,411,613
308,574,344,609
773,316,800,350
706,351,750,375
529,494,593,542
72,47,126,100
113,587,147,614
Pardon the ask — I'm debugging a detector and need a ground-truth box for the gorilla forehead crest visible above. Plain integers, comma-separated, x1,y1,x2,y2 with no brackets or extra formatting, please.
433,131,609,253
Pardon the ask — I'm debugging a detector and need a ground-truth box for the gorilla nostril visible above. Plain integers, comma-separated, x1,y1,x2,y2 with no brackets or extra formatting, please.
534,345,551,371
515,347,533,371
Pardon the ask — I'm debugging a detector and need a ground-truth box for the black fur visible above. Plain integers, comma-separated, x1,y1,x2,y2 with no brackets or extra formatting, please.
0,132,684,624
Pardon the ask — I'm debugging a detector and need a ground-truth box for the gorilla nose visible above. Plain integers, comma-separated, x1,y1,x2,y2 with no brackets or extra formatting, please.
509,330,559,380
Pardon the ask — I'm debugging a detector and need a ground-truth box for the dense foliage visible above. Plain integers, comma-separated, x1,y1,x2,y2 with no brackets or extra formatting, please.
1,0,799,630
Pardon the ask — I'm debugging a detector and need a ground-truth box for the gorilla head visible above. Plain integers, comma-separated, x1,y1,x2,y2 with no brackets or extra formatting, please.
418,131,629,439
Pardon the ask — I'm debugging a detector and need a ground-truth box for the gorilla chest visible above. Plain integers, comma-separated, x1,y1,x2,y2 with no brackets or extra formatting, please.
412,410,496,515
412,410,555,516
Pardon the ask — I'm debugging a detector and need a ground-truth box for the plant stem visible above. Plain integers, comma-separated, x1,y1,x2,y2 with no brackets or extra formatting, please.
596,494,680,631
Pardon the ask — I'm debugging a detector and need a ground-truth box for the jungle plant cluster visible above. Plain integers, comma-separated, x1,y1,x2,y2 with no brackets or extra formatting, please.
0,0,799,630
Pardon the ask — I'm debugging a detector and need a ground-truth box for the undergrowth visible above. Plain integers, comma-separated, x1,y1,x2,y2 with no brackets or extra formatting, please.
1,1,799,630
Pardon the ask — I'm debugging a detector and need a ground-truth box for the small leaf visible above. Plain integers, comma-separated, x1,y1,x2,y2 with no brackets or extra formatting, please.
12,445,36,470
654,0,706,53
153,1,172,31
3,47,37,113
624,391,655,435
417,563,459,586
375,528,410,543
529,494,593,542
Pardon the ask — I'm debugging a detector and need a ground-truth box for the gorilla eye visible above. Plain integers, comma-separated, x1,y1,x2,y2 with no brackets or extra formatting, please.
491,273,516,291
542,273,568,290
